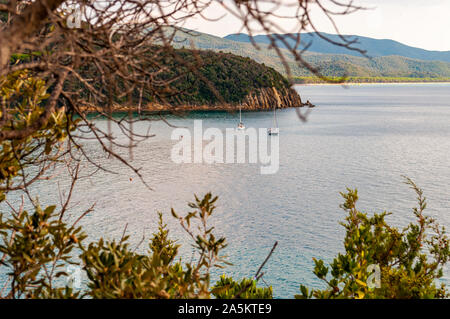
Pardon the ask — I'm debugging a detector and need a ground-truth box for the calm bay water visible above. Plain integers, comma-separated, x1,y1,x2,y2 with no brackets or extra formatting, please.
2,83,450,298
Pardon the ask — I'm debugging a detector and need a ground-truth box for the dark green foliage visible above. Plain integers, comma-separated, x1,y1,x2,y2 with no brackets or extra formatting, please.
152,49,290,106
81,195,228,299
0,70,78,204
297,177,450,299
0,203,86,299
212,275,273,299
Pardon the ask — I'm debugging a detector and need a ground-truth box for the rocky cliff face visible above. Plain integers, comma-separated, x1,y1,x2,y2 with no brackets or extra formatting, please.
241,86,304,110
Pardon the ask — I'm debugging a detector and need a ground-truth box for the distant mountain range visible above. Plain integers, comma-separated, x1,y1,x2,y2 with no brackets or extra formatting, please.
225,32,450,63
170,29,450,79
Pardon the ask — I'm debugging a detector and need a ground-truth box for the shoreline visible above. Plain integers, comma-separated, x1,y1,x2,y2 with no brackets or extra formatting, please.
81,86,311,114
82,103,313,116
292,76,450,86
294,81,450,86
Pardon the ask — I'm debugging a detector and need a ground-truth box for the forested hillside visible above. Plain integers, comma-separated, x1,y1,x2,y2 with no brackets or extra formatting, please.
66,42,302,110
153,48,292,106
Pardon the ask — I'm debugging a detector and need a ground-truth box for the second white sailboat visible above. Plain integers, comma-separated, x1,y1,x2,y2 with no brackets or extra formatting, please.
237,105,245,130
268,104,279,135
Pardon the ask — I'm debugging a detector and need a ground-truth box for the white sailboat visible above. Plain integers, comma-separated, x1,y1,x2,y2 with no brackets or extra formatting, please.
237,105,245,130
268,104,279,135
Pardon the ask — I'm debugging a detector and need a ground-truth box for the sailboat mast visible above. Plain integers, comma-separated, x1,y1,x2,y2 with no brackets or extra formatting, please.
239,106,242,122
273,105,278,127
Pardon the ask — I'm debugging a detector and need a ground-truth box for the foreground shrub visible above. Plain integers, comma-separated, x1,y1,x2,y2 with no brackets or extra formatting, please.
297,177,450,299
0,193,269,298
212,275,273,299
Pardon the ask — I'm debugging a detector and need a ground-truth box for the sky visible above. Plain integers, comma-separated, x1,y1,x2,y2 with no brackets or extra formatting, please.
183,0,450,52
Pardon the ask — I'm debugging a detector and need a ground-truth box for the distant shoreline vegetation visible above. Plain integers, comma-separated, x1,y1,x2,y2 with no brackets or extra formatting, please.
293,76,450,84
